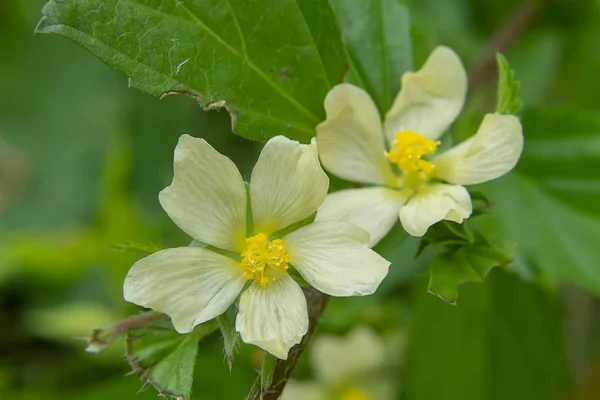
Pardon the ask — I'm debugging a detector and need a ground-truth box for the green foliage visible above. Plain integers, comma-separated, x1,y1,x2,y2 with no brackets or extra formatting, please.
496,53,523,115
517,107,600,215
216,307,239,371
36,0,346,143
330,0,413,113
260,353,277,390
126,320,218,400
487,106,600,295
428,238,512,304
406,270,571,400
420,222,513,304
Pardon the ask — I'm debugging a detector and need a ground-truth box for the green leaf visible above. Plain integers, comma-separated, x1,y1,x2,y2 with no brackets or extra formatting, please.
216,306,239,371
260,353,277,390
112,241,163,255
516,107,600,215
485,106,600,294
126,320,218,400
330,0,413,113
486,172,600,296
428,233,512,304
36,0,346,143
407,270,571,400
495,53,522,115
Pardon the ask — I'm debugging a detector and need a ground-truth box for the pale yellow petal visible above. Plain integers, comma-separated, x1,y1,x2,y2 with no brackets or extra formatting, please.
315,187,407,247
433,113,524,185
317,83,396,186
281,381,326,400
311,326,386,384
399,184,472,237
283,222,390,296
159,135,247,252
250,136,328,236
384,46,467,142
123,247,245,333
236,275,308,359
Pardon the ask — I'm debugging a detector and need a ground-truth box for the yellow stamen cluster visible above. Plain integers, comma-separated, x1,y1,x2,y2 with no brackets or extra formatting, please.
339,387,372,400
388,129,439,175
240,233,290,287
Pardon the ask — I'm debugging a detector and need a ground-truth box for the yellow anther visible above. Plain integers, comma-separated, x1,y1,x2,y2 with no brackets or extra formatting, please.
388,130,439,175
339,387,372,400
240,234,290,286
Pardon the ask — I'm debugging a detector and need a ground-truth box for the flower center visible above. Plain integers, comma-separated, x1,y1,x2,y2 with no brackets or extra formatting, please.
387,130,439,175
339,387,372,400
240,233,290,287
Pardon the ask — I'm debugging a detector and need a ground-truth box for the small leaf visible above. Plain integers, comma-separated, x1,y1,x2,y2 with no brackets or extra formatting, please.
36,0,346,143
417,221,473,258
428,234,513,304
126,320,218,400
112,241,163,255
260,353,277,390
217,306,239,371
495,53,523,115
330,0,413,113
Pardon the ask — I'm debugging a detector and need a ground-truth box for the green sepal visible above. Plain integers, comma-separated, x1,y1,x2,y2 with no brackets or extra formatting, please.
126,319,218,400
496,53,523,115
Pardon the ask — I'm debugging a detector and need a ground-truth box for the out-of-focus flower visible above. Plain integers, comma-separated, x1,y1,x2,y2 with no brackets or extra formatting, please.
282,327,397,400
316,46,523,243
123,135,390,359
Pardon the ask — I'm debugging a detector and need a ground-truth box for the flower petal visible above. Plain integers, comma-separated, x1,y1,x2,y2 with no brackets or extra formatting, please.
159,135,247,252
399,184,472,237
282,382,326,400
283,222,390,296
315,187,407,247
311,326,386,385
236,275,308,359
123,247,246,333
316,84,396,186
433,113,524,185
250,136,329,236
384,46,467,142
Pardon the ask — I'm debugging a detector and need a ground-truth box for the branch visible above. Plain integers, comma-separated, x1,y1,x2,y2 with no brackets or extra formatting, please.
245,287,329,400
468,0,543,90
86,311,167,353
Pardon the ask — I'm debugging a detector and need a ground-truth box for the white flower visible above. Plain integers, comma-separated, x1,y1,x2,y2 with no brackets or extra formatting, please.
282,327,397,400
316,46,523,243
123,135,390,359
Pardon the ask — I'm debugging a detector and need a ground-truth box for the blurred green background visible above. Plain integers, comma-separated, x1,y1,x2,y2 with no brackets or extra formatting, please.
1,0,600,399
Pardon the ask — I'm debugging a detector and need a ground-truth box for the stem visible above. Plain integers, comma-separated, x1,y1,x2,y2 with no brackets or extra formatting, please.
468,0,543,91
245,287,329,400
86,311,167,353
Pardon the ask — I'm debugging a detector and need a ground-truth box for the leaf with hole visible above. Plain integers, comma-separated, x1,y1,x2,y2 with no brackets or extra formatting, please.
36,0,346,143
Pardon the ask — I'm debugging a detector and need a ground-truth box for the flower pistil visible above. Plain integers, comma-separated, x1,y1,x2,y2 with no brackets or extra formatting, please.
241,233,290,287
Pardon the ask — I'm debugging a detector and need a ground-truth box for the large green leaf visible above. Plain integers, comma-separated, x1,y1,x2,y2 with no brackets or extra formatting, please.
516,107,600,215
484,107,600,294
406,270,571,400
126,320,218,400
487,173,600,296
36,0,346,143
330,0,413,113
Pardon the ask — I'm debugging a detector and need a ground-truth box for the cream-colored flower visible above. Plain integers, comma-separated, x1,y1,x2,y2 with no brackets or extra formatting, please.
316,46,523,243
282,327,397,400
123,135,390,359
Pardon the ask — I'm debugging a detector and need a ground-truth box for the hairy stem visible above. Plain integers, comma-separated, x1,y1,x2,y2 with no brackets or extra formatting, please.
86,311,167,353
245,287,329,400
